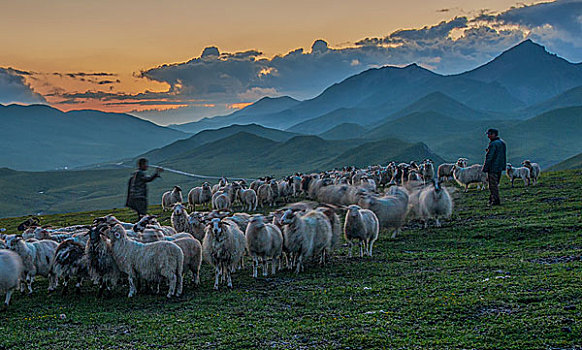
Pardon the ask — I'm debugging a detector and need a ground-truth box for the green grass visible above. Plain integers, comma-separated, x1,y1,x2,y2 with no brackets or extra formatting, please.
1,170,581,349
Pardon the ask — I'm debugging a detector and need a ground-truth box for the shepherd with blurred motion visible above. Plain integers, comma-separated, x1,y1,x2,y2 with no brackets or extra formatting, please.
482,129,507,206
126,158,163,218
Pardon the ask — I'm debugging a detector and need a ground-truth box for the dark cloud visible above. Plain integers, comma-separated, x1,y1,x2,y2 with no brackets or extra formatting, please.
0,68,46,105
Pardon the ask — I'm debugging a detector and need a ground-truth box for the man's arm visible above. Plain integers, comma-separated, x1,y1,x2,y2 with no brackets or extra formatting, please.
483,143,497,172
143,168,161,183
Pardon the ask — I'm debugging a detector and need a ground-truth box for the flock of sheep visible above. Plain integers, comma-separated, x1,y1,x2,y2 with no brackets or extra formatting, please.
0,158,541,309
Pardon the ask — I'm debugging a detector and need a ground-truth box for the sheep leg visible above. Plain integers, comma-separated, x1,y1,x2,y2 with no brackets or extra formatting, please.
359,242,364,258
348,242,353,258
176,272,183,297
4,290,13,309
295,256,303,274
252,257,258,278
214,266,220,290
511,178,514,187
61,277,70,296
262,258,268,277
97,281,106,298
227,271,233,289
127,275,137,298
391,229,399,239
167,273,177,298
436,218,441,228
464,185,468,192
272,258,277,275
26,275,34,295
368,239,375,257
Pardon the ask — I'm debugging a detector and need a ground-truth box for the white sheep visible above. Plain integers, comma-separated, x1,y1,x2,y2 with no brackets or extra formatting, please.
202,218,246,290
50,239,89,295
506,163,531,187
162,186,183,211
420,161,435,183
245,215,283,277
257,183,275,208
107,224,184,298
344,205,379,257
238,188,258,211
172,237,202,285
522,160,541,185
438,158,468,182
0,250,23,309
358,186,409,239
187,182,213,211
171,203,190,233
7,236,58,294
418,179,453,228
452,164,488,192
280,209,332,273
212,192,231,211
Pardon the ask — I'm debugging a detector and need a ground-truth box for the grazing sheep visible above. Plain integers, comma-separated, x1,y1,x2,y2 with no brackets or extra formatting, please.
188,182,213,211
418,179,453,228
172,237,202,285
280,209,332,273
344,205,379,257
257,183,275,208
245,215,283,277
7,236,58,294
522,160,541,185
202,218,246,290
17,216,41,232
452,164,488,192
107,224,184,298
238,188,258,211
50,239,89,295
506,164,531,187
0,250,23,310
171,203,190,233
85,224,123,298
162,186,183,211
358,186,409,238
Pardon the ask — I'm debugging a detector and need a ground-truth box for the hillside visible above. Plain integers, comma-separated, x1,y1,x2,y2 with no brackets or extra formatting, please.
1,170,581,349
0,104,188,171
547,152,582,171
136,123,298,165
319,123,367,140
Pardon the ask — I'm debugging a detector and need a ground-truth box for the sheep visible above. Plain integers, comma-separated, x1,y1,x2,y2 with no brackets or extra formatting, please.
506,164,531,187
187,182,212,211
0,250,23,310
315,205,342,253
94,214,135,230
7,236,58,294
187,213,207,242
418,179,453,228
277,180,292,203
291,175,302,196
50,239,89,295
172,237,202,285
245,215,283,277
0,239,6,250
238,188,258,211
137,227,166,243
344,205,379,257
212,192,231,211
133,215,176,236
106,224,184,298
420,161,435,183
522,160,541,185
280,209,332,273
257,183,275,208
162,186,183,211
452,164,488,192
171,203,190,233
17,216,41,231
358,186,409,239
228,213,251,233
85,224,123,298
202,218,246,290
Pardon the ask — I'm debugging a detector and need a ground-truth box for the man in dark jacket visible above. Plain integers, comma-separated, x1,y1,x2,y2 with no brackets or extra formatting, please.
126,158,163,218
482,129,506,206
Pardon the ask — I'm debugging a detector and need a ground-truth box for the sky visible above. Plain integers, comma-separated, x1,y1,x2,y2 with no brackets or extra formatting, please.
0,0,581,125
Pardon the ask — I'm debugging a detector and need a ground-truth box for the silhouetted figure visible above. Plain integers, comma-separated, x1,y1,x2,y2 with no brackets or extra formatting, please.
126,158,162,218
482,129,506,206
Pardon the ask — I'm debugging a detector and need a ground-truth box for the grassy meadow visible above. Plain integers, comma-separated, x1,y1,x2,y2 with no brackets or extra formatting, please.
0,170,581,349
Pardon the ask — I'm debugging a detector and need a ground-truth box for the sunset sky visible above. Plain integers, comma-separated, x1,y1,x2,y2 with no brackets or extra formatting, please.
1,0,580,125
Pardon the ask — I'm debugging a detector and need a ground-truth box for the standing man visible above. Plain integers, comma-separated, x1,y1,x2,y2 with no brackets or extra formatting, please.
126,158,163,218
482,129,506,206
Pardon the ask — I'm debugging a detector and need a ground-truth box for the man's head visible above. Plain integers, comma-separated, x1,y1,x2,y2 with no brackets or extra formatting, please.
137,158,148,170
486,128,499,141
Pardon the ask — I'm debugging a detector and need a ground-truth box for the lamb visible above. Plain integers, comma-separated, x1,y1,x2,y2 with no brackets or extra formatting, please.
202,218,246,290
522,160,541,185
506,164,530,187
171,203,190,233
212,192,231,211
85,224,123,298
418,179,453,228
172,237,202,285
343,205,379,257
106,224,184,298
187,182,213,211
162,186,183,211
0,250,23,310
452,164,488,192
245,215,283,277
358,186,409,238
280,209,332,273
238,188,258,211
7,236,58,294
50,239,89,295
257,183,275,208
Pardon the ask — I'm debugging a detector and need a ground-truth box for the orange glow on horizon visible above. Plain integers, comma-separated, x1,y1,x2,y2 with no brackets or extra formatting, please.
228,102,253,110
